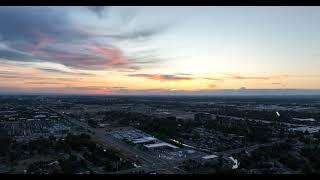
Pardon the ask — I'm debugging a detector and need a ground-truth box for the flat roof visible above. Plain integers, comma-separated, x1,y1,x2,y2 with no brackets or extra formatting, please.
289,126,320,133
132,137,157,144
144,142,178,149
292,118,315,122
202,155,218,159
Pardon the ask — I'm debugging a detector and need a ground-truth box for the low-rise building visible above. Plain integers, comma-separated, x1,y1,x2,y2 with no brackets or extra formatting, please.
144,142,178,150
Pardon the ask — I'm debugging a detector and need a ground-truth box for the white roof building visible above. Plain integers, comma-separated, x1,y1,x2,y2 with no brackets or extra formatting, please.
144,142,178,149
289,126,320,133
292,118,316,122
132,137,157,144
202,154,218,160
34,115,46,118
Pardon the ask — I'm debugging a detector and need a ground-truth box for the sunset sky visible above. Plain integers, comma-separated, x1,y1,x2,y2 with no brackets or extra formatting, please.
1,6,320,95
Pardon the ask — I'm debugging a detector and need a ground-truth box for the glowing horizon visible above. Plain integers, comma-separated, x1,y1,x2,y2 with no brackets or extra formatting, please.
1,6,320,95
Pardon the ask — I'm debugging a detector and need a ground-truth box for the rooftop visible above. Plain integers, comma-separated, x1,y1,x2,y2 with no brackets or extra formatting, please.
144,142,178,149
132,137,157,144
202,154,218,160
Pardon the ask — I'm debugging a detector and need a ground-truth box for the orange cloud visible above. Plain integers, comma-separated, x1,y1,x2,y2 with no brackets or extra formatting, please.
90,46,129,66
232,75,270,80
31,50,49,55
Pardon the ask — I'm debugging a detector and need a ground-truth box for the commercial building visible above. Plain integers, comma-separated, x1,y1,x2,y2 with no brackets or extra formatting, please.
202,154,218,160
132,137,157,144
144,142,178,150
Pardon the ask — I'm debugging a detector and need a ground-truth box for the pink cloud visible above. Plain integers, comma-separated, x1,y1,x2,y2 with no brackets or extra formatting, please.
90,46,129,66
31,32,55,54
31,50,49,55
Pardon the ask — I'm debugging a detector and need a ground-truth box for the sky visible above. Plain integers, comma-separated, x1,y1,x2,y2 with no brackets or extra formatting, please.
0,6,320,95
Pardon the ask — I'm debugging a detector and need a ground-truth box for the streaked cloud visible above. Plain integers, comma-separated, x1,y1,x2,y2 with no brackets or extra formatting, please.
203,77,223,81
127,73,194,81
63,86,112,93
0,7,171,71
208,84,217,88
110,86,128,89
0,69,88,84
231,75,270,80
109,88,320,96
37,68,94,76
89,46,129,66
0,7,319,95
175,73,193,76
31,32,56,53
26,82,65,85
0,71,22,79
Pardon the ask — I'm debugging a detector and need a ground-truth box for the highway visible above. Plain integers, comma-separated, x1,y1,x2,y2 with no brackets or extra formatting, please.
44,104,288,173
42,105,183,174
95,128,183,174
40,104,296,174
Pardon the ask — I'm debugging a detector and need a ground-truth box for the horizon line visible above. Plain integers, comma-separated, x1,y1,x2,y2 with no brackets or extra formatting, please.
1,88,320,96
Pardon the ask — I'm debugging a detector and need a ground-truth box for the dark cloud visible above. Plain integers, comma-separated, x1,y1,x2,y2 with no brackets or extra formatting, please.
0,7,79,48
271,82,287,87
128,74,194,81
108,25,169,41
64,86,109,91
232,75,270,80
110,88,320,96
78,24,170,42
0,47,31,60
0,70,85,83
125,51,170,68
0,7,89,62
26,82,65,85
37,68,94,76
86,6,108,18
0,86,112,95
109,88,173,95
0,7,170,71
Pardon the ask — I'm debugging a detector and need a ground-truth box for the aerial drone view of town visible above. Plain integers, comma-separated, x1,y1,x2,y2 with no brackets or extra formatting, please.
1,6,320,175
1,95,320,174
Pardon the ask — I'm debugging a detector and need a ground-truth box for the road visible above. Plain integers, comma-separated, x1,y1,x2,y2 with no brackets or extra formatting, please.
95,128,184,174
218,115,312,128
42,105,183,174
216,139,286,157
44,104,289,173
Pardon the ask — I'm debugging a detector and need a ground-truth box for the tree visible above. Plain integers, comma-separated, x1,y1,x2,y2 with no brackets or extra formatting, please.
0,129,10,154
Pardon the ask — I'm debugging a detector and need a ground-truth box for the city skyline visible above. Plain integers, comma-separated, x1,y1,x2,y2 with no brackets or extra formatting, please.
1,6,320,95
